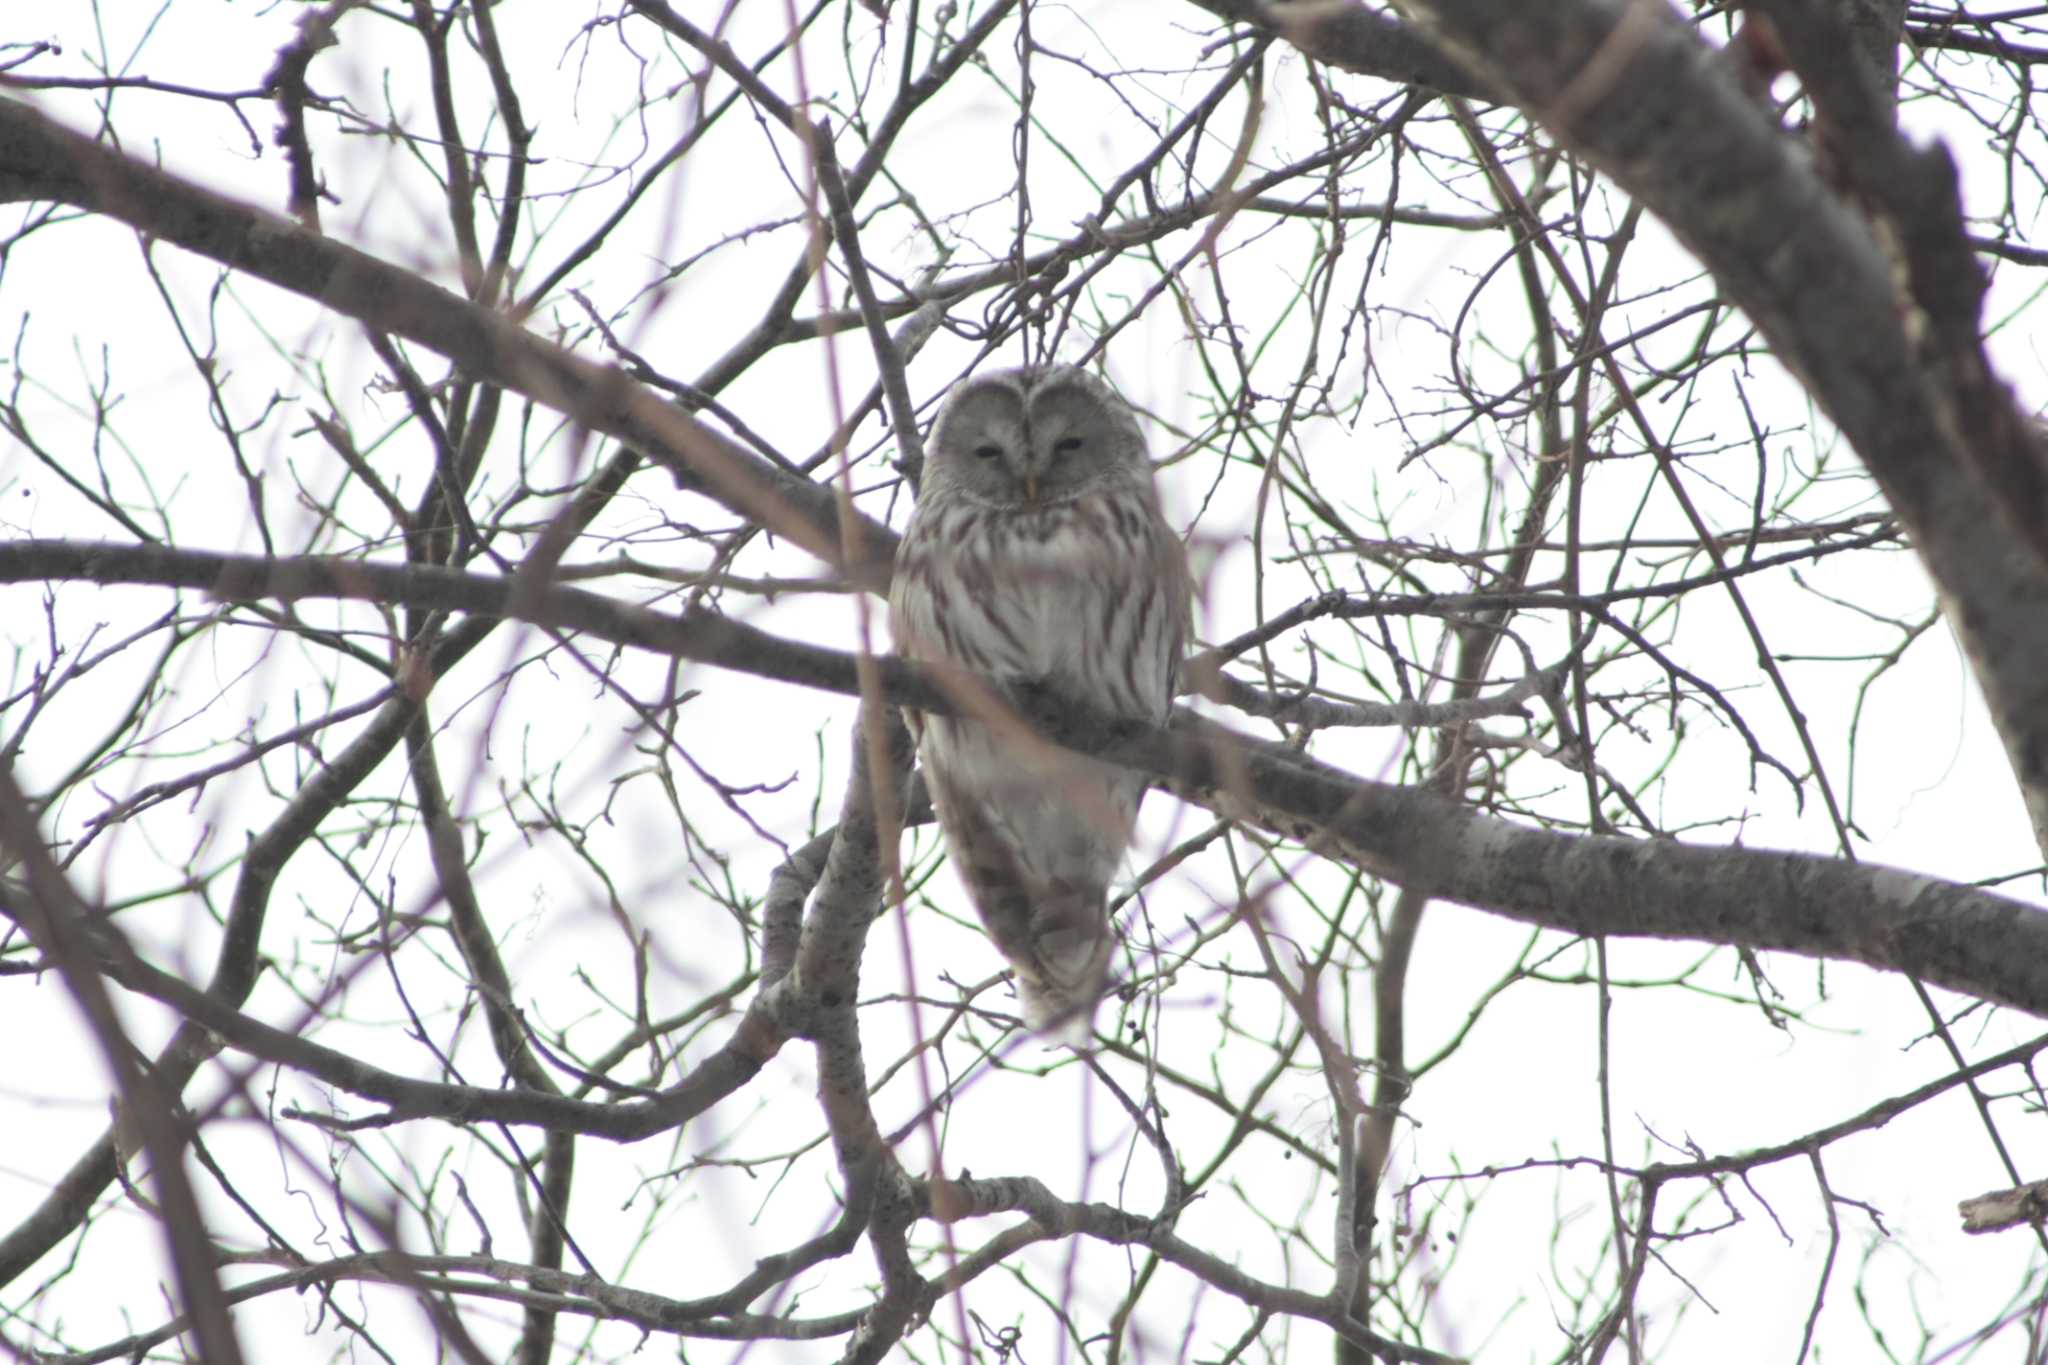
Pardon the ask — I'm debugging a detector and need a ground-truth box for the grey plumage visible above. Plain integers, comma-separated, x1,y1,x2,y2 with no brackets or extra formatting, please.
889,365,1190,1040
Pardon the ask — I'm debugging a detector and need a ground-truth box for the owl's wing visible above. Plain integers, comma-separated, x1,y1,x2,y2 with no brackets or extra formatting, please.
1156,518,1194,713
887,525,940,742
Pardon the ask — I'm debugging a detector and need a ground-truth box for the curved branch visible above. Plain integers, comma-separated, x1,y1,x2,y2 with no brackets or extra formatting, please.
1205,0,2048,847
0,96,894,588
7,539,2047,1024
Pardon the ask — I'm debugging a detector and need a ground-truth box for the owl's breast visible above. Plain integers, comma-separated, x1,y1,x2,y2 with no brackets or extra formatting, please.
988,501,1171,711
892,488,1182,722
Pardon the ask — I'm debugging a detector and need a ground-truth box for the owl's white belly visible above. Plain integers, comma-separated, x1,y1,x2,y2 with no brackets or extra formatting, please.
890,483,1185,906
974,515,1174,720
992,538,1105,684
921,714,1145,889
930,525,1159,872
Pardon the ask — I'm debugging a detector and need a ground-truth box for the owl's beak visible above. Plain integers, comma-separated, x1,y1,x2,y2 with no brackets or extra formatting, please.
1024,473,1039,502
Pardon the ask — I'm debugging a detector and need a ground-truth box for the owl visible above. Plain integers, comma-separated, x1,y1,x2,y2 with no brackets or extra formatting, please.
889,365,1191,1041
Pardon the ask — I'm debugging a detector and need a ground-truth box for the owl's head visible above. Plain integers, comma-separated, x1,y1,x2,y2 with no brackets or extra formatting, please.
922,365,1148,507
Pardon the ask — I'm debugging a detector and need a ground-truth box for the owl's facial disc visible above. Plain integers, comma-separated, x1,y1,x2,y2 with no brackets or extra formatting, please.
932,368,1128,507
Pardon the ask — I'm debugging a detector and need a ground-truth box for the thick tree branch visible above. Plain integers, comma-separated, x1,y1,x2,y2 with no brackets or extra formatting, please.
0,96,894,589
1180,0,1488,98
0,773,244,1361
920,1175,1460,1364
1222,0,2048,852
7,539,2047,1025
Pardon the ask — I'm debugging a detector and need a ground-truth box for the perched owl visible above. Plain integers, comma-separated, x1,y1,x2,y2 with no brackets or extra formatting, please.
889,366,1191,1041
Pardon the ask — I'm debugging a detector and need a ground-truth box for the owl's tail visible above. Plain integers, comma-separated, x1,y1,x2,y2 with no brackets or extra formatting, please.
1016,891,1115,1046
